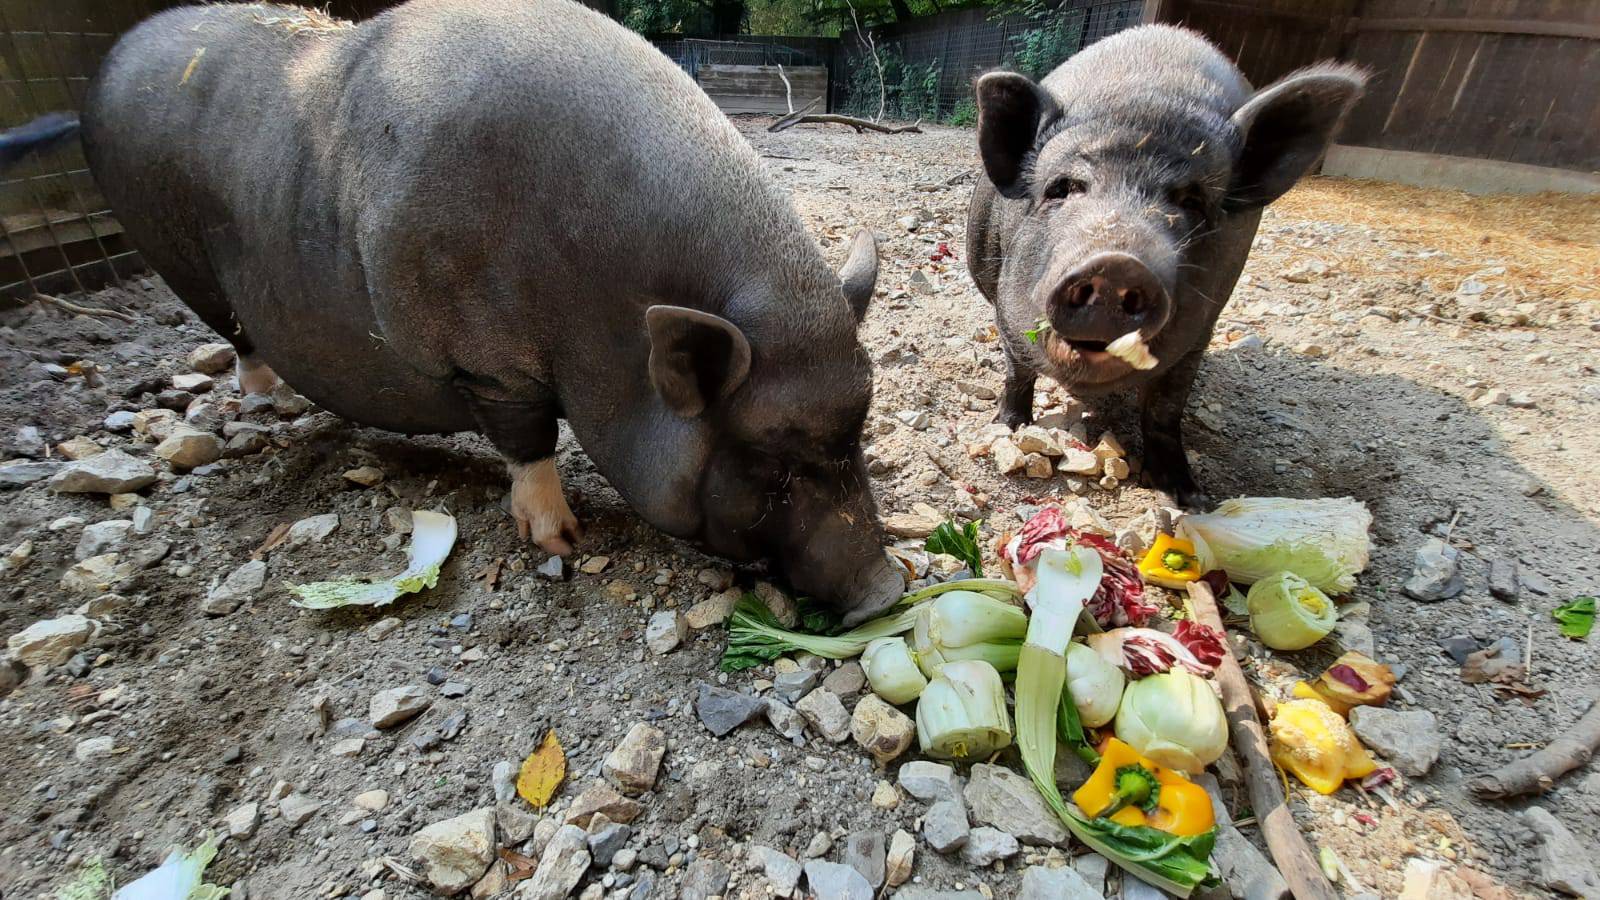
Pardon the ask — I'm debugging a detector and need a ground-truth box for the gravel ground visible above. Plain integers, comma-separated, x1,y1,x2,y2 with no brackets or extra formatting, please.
2,118,1598,900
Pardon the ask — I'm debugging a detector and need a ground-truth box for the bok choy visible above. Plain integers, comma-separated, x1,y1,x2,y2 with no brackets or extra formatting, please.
1016,545,1218,897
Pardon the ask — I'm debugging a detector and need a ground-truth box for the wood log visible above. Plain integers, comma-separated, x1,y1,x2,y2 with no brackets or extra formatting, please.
1189,580,1338,900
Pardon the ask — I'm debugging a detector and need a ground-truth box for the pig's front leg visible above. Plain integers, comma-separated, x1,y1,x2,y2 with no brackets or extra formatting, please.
460,388,581,555
1138,348,1210,511
997,348,1036,429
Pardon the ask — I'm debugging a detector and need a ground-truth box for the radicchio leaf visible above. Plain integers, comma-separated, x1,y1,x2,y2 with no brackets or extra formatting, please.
1326,663,1372,693
1174,620,1226,669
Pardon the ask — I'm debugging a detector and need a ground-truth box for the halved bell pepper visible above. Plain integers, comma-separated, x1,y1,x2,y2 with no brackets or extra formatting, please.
1138,535,1202,590
1072,737,1215,837
1269,698,1378,794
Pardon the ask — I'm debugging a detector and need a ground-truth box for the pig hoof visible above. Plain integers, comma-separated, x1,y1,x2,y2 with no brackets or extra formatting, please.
994,408,1031,430
509,458,581,555
237,355,281,395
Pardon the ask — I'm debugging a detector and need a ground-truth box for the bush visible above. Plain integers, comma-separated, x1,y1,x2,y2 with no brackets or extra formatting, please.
944,97,977,128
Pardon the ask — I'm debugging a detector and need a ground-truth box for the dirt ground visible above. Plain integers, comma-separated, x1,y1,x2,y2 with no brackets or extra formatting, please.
2,118,1598,900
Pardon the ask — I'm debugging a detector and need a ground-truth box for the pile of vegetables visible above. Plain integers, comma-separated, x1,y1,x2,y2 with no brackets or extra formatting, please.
719,512,1232,896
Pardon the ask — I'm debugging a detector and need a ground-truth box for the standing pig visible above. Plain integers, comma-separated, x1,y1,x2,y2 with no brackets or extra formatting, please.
967,26,1364,507
70,0,903,621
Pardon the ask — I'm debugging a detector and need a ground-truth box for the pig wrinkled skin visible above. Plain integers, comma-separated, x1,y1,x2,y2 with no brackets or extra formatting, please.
80,0,904,623
967,25,1365,508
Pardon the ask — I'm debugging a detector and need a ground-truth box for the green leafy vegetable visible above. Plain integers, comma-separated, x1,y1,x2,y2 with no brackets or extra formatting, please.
57,858,112,900
113,834,229,900
1057,673,1100,766
1063,810,1218,894
926,519,984,577
288,510,456,609
1024,319,1051,344
1553,597,1595,640
719,594,920,672
1177,496,1372,594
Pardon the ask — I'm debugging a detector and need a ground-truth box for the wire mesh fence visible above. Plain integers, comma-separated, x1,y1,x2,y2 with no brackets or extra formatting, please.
835,0,1145,124
0,0,169,302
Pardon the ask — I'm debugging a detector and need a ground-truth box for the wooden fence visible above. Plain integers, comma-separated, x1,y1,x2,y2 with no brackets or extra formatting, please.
1148,0,1600,177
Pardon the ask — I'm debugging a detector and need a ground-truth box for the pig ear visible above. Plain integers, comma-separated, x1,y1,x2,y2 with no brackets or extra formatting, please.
645,305,752,418
1226,64,1367,210
975,71,1061,200
838,229,879,322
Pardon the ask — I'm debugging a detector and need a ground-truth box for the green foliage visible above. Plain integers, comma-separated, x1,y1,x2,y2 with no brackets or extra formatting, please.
840,44,945,122
1006,15,1085,81
944,96,977,127
926,519,984,577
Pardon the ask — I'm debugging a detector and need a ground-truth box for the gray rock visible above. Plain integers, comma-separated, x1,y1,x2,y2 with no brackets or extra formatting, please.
844,830,885,889
7,614,95,667
764,698,806,743
1071,853,1110,895
892,890,984,900
921,799,969,854
1523,808,1600,899
603,722,666,796
960,827,1019,866
586,822,631,867
1488,556,1520,601
409,807,497,895
103,410,137,432
695,683,765,737
279,793,322,828
497,804,538,845
795,687,851,742
536,555,566,580
1402,538,1463,602
75,735,115,761
1349,707,1441,776
370,685,432,729
287,513,340,546
1194,774,1287,900
1439,634,1478,665
822,661,866,696
154,426,223,469
750,846,803,897
523,824,591,900
964,764,1071,846
188,342,237,373
202,560,267,616
803,860,872,900
680,858,730,900
1018,865,1104,900
897,760,958,802
772,668,819,704
224,801,261,839
492,760,518,804
625,872,655,900
48,450,157,494
75,520,133,561
644,610,685,656
1120,877,1169,900
0,459,61,488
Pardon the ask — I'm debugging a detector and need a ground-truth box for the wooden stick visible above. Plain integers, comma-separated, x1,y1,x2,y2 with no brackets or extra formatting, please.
1469,699,1600,799
769,113,922,135
1189,581,1338,900
33,292,135,323
766,98,820,133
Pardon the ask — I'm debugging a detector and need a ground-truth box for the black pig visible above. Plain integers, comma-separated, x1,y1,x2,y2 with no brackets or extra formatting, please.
70,0,904,622
967,25,1364,507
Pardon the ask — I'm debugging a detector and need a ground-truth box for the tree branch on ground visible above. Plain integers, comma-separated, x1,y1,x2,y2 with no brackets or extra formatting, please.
1469,699,1600,799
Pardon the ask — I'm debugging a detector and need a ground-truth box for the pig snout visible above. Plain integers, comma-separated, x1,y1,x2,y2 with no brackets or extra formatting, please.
837,552,907,626
782,521,905,626
1046,252,1172,345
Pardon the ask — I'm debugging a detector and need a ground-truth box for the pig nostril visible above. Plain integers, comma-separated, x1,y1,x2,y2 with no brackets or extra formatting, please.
1067,282,1094,307
1121,289,1145,316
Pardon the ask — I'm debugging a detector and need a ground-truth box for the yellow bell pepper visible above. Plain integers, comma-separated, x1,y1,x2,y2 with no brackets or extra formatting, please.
1072,738,1216,837
1138,534,1202,589
1269,698,1378,794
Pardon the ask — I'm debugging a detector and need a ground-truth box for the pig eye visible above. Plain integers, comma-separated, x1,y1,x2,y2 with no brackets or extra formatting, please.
1169,184,1208,213
1041,177,1088,201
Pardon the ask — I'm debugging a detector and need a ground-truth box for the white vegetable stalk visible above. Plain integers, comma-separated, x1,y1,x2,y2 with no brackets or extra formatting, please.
862,637,928,704
1015,545,1103,802
912,590,1028,678
289,510,458,609
915,659,1012,761
1114,670,1229,773
1066,641,1125,728
1107,330,1159,370
1246,571,1337,650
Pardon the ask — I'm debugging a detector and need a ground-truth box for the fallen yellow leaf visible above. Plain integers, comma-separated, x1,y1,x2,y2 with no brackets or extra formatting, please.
516,730,565,809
